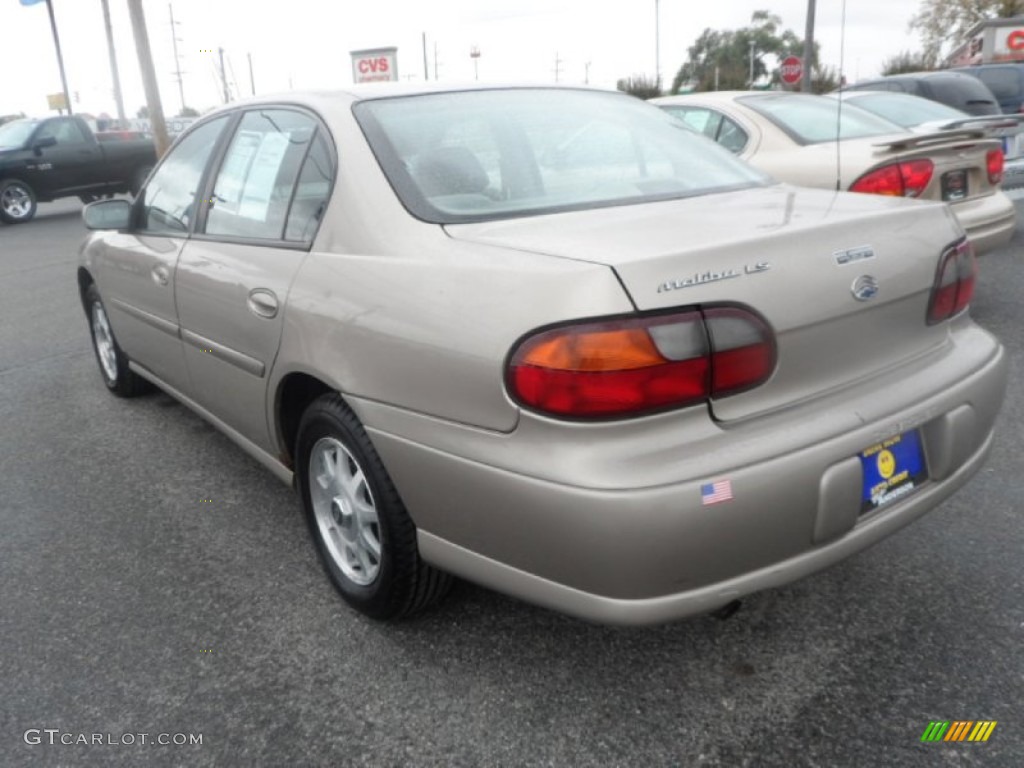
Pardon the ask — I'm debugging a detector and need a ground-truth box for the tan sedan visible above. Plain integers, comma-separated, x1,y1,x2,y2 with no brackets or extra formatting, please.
653,91,1017,254
78,85,1007,625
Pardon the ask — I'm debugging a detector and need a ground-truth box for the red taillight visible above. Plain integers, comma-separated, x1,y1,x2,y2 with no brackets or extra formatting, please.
986,149,1004,185
850,160,934,198
508,308,776,419
927,238,976,325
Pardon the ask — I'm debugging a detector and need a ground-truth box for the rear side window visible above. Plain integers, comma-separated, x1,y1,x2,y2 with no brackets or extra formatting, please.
139,116,229,235
660,106,749,153
205,109,317,240
285,133,333,242
975,68,1020,101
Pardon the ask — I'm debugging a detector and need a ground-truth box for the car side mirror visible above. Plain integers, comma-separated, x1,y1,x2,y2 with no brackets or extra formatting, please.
33,136,57,155
82,199,132,231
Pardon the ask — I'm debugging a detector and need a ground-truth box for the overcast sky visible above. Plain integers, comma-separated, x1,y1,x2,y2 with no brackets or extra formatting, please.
0,0,925,118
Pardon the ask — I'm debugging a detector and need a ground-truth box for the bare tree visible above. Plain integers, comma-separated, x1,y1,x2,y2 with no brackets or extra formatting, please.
909,0,1024,61
616,75,662,99
881,51,938,75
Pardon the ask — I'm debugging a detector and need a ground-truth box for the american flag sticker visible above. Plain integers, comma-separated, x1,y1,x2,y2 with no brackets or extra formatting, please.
701,479,734,505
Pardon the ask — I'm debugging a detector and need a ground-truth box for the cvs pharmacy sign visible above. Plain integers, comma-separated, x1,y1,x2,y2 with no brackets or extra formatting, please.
351,47,398,83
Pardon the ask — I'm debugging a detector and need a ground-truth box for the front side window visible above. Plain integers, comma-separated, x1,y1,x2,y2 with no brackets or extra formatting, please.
354,89,767,224
205,109,317,240
139,116,229,234
36,118,87,145
739,94,901,144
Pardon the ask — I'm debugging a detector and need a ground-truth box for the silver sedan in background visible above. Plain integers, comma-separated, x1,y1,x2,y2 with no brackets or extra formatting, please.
830,89,1024,188
654,91,1017,254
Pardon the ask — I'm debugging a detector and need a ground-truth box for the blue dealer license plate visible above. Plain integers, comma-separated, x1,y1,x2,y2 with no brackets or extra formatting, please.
859,431,928,513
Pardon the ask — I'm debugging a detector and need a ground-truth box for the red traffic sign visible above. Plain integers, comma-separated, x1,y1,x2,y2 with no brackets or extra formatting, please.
780,55,803,85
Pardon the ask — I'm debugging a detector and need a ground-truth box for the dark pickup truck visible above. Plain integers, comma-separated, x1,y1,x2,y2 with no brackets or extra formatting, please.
0,115,156,224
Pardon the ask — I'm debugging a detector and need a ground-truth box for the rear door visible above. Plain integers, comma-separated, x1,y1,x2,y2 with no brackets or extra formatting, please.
174,108,334,450
96,116,232,393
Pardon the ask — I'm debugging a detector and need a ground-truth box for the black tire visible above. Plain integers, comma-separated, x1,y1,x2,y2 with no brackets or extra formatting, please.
130,166,152,198
84,283,151,397
0,178,37,224
296,393,452,620
78,193,114,204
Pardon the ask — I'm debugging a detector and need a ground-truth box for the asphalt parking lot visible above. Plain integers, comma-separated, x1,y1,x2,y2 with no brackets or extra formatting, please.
1,198,1022,767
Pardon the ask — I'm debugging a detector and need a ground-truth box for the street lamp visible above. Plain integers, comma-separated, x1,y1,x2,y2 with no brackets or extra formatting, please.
470,46,480,80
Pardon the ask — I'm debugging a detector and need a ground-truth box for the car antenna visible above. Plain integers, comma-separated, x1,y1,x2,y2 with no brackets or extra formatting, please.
835,0,848,191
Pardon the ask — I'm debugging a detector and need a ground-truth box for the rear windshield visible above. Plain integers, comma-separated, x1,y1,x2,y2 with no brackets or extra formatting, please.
843,92,965,126
352,88,768,224
928,77,998,111
738,93,902,144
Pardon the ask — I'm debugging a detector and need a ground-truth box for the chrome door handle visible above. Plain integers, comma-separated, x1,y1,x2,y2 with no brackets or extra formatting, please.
247,288,279,319
151,265,170,286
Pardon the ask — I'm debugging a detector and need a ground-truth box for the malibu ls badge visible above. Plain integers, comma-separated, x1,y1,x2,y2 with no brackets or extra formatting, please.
657,261,771,293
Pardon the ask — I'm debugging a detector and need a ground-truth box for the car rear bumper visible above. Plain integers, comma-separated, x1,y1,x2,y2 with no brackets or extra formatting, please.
1002,157,1024,189
358,324,1007,625
951,190,1017,253
416,428,995,625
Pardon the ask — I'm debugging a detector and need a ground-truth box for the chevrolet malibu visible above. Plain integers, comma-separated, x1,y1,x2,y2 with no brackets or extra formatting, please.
77,85,1007,625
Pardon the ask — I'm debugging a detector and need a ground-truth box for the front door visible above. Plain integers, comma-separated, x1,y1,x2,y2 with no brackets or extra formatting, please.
97,116,232,393
28,118,102,196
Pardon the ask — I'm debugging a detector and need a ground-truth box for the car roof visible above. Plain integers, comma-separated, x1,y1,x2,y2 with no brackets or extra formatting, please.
207,82,615,112
652,91,821,105
854,71,984,84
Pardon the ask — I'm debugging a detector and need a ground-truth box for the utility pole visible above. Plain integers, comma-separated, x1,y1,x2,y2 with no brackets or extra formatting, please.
554,51,564,83
422,32,428,80
584,61,591,85
654,0,660,88
100,0,126,126
802,0,816,93
248,52,256,95
748,40,755,87
168,3,186,114
44,0,73,115
127,0,170,156
433,41,440,80
218,46,230,103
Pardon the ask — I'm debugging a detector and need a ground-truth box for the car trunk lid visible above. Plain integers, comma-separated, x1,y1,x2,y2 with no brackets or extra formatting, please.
445,185,959,422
